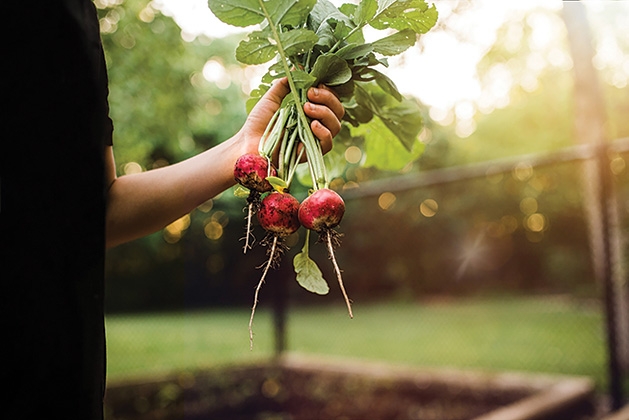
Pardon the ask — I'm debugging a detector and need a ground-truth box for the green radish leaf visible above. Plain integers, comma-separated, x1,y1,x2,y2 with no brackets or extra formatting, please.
267,0,317,27
234,185,251,198
354,114,424,171
279,29,318,57
336,43,374,60
338,2,357,18
262,61,287,82
207,0,266,27
371,0,438,34
361,68,403,101
343,98,375,126
245,83,270,113
291,69,317,90
266,176,288,192
236,31,277,64
310,54,352,86
353,82,424,152
371,29,417,56
310,0,354,35
323,141,351,179
353,0,378,25
294,250,330,295
378,98,425,151
310,0,361,50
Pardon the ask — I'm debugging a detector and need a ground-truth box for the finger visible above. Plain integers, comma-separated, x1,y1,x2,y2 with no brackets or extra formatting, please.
245,78,290,141
257,77,290,109
304,101,342,138
307,85,345,120
310,119,333,155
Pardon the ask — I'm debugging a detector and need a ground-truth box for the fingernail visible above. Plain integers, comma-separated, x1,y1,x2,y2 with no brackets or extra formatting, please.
311,87,319,97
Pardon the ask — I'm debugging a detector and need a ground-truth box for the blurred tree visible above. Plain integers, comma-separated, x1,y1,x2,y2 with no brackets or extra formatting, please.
97,0,250,171
100,0,629,311
421,2,628,167
98,0,256,311
332,2,629,303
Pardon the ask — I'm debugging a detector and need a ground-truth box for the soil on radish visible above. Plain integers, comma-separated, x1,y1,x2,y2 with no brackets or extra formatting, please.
234,153,276,193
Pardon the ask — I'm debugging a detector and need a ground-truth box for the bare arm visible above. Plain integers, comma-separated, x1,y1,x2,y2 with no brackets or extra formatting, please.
105,80,344,248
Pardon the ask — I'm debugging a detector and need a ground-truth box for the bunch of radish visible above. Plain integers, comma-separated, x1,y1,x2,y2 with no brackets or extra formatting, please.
210,0,438,348
234,153,351,349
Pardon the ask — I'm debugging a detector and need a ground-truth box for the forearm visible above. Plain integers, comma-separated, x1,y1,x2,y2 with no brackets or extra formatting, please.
105,135,244,248
104,80,343,249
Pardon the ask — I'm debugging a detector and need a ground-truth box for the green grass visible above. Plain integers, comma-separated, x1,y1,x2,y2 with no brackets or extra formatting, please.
105,296,607,388
105,309,276,379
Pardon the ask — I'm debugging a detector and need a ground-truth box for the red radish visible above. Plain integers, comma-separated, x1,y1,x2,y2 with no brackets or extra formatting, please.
257,191,301,236
299,188,352,319
249,190,300,349
234,153,276,192
234,153,277,253
298,188,345,232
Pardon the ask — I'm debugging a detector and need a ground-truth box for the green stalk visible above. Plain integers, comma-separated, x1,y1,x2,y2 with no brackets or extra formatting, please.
283,123,299,172
257,0,327,190
285,142,305,189
258,107,280,156
260,107,288,157
298,116,327,189
277,125,290,179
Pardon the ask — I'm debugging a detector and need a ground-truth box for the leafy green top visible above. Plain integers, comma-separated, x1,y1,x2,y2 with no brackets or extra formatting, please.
208,0,438,173
208,0,438,300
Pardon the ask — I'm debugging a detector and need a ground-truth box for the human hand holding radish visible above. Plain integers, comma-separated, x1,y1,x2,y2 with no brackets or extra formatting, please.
238,77,344,162
233,77,352,349
209,0,438,349
103,77,343,250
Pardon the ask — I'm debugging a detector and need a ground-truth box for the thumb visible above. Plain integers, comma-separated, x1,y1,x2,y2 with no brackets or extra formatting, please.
251,78,290,114
245,77,290,138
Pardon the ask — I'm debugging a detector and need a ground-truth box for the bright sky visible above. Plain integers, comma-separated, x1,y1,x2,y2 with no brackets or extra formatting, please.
154,0,626,131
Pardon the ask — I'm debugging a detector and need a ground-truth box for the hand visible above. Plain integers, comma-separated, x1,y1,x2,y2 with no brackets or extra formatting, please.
240,78,345,157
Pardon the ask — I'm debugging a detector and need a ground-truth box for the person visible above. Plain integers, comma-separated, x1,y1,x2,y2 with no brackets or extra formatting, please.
1,1,343,419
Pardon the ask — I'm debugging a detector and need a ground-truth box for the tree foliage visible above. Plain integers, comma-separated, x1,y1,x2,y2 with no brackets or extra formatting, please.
98,0,250,172
101,1,628,311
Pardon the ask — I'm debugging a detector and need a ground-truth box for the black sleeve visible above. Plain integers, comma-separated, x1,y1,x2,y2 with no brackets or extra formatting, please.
2,1,112,419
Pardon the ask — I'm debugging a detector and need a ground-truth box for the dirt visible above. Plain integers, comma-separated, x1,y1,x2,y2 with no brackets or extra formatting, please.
104,364,537,420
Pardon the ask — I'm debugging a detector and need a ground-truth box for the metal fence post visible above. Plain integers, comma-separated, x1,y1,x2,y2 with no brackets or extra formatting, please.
562,0,625,409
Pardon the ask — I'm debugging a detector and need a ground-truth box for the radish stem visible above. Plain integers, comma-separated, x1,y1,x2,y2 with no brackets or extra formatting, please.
256,0,328,190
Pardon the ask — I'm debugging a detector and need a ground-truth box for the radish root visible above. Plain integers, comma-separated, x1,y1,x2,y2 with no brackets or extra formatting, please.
322,230,353,318
249,235,280,350
241,191,262,254
242,202,255,253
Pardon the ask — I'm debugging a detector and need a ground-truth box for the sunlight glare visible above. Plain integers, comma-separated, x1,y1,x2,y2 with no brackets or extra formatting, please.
610,156,626,175
525,213,546,233
154,0,244,39
164,214,191,243
513,163,534,182
204,221,223,240
519,197,538,215
420,199,438,218
123,162,143,175
203,59,230,89
378,192,396,211
344,146,362,164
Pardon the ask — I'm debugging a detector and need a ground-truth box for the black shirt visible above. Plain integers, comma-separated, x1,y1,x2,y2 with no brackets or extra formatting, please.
2,1,113,418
